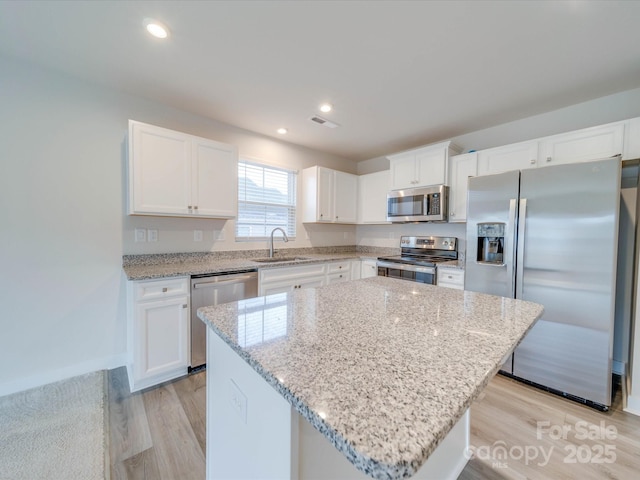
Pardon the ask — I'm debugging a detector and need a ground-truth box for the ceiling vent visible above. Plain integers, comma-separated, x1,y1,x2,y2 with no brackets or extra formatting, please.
309,115,340,129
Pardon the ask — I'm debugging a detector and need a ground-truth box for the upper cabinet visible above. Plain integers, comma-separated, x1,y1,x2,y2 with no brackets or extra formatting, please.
128,120,237,218
624,117,640,160
477,122,625,177
302,166,358,223
448,152,478,223
388,141,460,190
539,122,624,166
477,140,539,176
358,170,390,224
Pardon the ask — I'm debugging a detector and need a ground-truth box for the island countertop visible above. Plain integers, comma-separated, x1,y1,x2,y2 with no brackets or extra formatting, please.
198,277,543,479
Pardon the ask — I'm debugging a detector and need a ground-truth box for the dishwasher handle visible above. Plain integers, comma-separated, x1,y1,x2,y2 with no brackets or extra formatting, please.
193,273,257,289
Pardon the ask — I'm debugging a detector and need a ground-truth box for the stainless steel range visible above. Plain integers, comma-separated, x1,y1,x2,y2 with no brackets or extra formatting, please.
377,236,457,285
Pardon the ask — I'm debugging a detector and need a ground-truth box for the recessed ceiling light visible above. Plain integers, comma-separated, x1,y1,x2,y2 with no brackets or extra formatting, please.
319,103,333,113
144,18,170,39
277,128,288,134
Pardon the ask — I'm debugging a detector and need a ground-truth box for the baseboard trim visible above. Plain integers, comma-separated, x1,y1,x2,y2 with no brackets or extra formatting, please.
0,354,126,397
624,394,640,417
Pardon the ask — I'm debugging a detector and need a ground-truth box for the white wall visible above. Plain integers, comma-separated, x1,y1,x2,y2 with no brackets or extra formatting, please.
0,56,356,395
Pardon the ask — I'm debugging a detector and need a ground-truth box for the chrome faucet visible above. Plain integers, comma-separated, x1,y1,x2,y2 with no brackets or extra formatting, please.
269,227,289,258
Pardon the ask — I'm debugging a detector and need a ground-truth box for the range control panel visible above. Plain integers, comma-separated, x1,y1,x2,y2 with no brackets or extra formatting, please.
400,236,457,251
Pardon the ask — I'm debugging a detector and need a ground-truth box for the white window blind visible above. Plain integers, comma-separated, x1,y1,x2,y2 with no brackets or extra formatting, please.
236,160,297,240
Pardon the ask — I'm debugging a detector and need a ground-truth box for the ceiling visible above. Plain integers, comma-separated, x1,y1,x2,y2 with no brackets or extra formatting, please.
1,1,640,161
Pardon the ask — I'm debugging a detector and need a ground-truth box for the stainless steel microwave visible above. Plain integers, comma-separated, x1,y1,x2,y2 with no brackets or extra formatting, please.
386,185,448,222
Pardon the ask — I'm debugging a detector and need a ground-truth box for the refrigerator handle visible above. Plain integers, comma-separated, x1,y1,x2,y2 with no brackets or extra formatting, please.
507,199,518,298
516,198,527,298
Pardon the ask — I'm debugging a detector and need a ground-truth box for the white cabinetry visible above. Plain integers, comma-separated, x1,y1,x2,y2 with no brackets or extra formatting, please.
448,152,478,223
437,267,464,290
326,260,352,285
624,117,640,160
360,259,378,279
388,141,459,190
539,122,624,166
259,263,327,296
128,120,237,218
477,141,539,176
357,170,390,224
127,277,190,392
302,166,358,223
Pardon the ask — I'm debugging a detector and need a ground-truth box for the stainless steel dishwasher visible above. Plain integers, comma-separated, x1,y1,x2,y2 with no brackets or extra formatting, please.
190,270,258,370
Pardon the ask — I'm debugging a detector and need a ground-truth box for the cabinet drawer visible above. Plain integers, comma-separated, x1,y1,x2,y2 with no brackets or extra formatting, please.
327,272,350,284
134,277,189,301
437,268,464,289
327,261,352,274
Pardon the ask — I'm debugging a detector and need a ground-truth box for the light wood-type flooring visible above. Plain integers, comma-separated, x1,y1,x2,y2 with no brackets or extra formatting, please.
108,367,640,479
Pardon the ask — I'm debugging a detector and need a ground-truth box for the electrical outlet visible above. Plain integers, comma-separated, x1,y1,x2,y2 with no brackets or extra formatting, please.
134,228,146,243
147,229,158,242
228,379,247,423
194,230,203,242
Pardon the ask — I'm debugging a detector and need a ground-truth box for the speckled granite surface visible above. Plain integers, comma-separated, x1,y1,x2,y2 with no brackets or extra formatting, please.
123,246,399,280
198,277,543,479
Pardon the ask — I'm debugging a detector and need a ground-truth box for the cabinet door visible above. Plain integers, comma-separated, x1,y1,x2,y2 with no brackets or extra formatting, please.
298,277,325,289
540,123,624,166
129,121,191,215
360,260,378,279
317,167,334,222
260,281,296,296
358,170,390,224
389,152,417,190
415,147,447,186
133,295,189,384
192,139,237,218
333,171,358,223
448,152,478,223
326,272,350,284
477,141,538,175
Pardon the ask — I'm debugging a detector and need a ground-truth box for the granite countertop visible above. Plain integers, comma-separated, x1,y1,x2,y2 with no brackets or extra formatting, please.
122,247,394,281
198,277,543,479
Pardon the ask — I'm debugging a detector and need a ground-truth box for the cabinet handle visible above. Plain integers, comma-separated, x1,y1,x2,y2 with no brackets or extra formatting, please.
162,287,168,292
450,212,455,216
188,205,193,210
335,216,338,220
339,274,343,278
320,213,323,218
194,205,198,210
530,159,536,165
339,266,342,269
546,156,552,163
182,304,188,308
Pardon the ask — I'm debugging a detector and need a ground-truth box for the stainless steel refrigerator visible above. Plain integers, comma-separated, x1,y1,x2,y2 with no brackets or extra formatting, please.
465,157,621,408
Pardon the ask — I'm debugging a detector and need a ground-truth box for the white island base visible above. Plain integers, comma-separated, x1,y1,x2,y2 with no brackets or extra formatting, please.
207,330,470,480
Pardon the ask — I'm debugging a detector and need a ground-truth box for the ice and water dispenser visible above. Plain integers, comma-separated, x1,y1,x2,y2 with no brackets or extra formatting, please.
477,223,505,264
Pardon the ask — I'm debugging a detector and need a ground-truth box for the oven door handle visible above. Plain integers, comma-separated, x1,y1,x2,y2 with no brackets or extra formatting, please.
376,261,436,274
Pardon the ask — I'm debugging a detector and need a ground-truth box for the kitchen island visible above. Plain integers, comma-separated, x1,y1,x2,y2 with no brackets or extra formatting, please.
198,277,543,480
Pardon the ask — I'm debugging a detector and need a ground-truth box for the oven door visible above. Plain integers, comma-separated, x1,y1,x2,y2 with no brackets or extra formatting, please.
377,261,436,285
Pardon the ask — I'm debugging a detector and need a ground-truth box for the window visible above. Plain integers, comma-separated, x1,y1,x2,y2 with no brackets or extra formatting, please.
236,160,297,240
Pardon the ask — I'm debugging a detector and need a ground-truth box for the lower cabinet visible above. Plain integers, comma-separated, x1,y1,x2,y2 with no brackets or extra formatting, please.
437,267,464,290
360,259,378,279
259,263,327,296
127,277,190,392
259,260,361,295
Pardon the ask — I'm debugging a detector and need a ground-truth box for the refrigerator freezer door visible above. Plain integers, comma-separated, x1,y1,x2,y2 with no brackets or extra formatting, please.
513,158,620,406
465,170,520,298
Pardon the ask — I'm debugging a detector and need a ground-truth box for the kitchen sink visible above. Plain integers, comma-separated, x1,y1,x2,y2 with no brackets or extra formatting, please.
252,257,310,263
